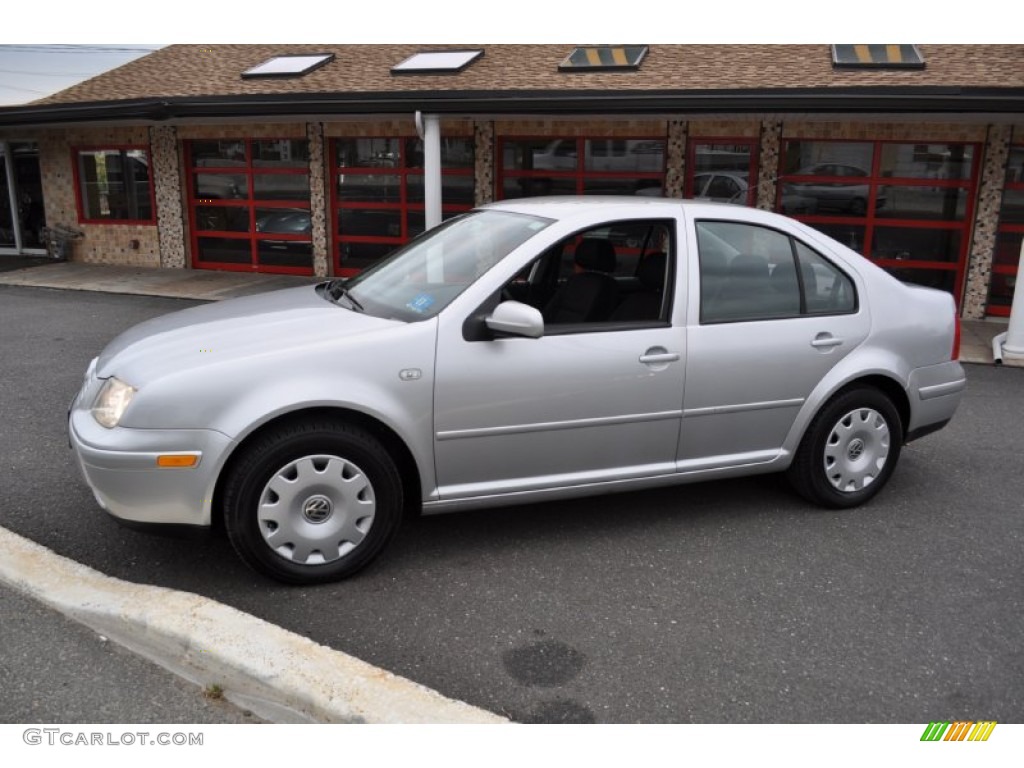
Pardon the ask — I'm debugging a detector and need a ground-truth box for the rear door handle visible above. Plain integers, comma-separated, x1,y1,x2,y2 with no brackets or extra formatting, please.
810,333,844,350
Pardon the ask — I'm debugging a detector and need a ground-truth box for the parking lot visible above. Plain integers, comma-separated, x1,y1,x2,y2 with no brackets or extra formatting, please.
1,283,1021,723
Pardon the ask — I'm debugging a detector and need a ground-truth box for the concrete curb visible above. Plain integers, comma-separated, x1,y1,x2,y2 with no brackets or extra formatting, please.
0,526,506,724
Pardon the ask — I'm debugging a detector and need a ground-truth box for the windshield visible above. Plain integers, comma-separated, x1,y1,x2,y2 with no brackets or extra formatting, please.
337,210,552,321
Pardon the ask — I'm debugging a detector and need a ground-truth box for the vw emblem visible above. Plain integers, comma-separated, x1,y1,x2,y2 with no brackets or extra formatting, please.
302,495,333,524
847,439,865,461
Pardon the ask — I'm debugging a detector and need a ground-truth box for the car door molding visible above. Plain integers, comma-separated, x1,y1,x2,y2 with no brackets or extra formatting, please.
436,408,684,441
683,397,806,418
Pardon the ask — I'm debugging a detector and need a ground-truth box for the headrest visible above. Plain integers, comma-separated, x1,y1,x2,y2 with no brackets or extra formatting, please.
637,252,667,290
574,239,616,273
729,253,770,278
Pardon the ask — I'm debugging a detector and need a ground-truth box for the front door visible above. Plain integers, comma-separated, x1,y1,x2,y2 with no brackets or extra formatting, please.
432,218,687,501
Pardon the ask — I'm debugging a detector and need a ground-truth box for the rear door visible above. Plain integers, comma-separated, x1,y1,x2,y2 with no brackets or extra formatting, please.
678,218,869,470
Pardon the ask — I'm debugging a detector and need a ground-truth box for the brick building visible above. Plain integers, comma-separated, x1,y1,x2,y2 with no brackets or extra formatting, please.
0,44,1021,318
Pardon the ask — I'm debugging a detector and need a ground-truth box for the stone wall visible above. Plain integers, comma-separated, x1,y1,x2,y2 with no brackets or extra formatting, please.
474,121,495,206
663,120,687,198
493,119,668,137
781,120,988,142
150,125,185,269
307,122,329,277
756,120,783,211
963,125,1012,319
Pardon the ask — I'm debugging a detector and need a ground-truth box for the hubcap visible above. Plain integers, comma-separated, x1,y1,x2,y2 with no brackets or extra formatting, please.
257,454,376,565
823,408,890,493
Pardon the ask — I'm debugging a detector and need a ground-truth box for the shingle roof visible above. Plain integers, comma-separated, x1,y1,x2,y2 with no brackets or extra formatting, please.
31,44,1024,105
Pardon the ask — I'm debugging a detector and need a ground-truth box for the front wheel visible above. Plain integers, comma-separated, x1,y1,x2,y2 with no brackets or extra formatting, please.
787,387,902,509
223,419,403,584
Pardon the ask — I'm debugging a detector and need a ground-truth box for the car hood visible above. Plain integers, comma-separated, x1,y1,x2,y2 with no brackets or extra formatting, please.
96,285,399,385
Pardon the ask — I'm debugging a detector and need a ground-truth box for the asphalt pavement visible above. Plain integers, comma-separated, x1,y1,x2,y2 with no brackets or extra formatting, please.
0,261,1021,725
0,582,258,723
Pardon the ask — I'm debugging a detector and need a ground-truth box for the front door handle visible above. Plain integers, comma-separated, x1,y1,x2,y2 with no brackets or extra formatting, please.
639,347,680,365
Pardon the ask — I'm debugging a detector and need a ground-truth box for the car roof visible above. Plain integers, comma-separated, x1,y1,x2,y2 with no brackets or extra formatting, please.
481,195,761,222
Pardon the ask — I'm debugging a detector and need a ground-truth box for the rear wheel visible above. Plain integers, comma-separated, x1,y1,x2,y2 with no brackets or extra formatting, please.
223,419,403,584
787,387,902,509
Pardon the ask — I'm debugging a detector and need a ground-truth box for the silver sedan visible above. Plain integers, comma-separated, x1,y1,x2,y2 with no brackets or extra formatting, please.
69,198,966,583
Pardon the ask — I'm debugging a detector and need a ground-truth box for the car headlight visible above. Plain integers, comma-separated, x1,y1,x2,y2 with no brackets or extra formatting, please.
91,377,137,429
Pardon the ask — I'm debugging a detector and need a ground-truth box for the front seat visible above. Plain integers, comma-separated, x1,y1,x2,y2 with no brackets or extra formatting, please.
610,251,667,321
543,239,620,324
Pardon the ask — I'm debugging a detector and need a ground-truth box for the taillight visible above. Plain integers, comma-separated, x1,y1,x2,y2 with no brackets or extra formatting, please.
952,313,961,361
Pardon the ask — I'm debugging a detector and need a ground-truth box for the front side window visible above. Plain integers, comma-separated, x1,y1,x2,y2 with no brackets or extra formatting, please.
341,210,551,322
74,148,153,223
697,220,855,324
494,219,675,330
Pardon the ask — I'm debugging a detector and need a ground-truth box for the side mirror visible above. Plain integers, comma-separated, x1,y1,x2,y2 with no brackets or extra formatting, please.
484,301,544,339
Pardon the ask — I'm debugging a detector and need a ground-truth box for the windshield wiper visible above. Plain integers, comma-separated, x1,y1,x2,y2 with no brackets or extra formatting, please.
327,279,364,312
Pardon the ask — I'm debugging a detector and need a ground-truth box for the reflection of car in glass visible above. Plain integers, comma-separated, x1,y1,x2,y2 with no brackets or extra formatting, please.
527,139,665,174
255,210,311,235
693,172,749,203
70,198,964,584
788,164,887,215
254,210,312,263
516,139,665,197
196,175,244,200
639,173,816,213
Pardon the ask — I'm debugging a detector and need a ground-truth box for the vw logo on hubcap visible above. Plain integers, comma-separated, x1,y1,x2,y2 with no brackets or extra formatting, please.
301,495,333,524
847,438,866,461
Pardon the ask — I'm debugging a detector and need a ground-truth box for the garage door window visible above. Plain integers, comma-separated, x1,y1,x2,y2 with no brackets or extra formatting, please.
331,137,475,275
186,139,312,274
777,140,979,303
498,137,666,199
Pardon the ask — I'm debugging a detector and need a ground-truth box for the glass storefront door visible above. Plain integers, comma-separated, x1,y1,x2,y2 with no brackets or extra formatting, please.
0,141,45,254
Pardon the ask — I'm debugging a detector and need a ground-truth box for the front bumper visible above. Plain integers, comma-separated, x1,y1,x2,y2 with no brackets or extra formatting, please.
69,406,234,528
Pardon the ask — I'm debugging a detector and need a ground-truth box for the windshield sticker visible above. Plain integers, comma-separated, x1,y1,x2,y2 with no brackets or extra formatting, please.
406,293,436,314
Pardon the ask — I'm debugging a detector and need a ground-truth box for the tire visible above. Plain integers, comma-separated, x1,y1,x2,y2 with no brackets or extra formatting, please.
786,387,902,509
222,419,403,584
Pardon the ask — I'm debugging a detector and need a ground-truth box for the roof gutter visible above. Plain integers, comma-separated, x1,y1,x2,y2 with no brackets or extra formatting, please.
2,87,1023,127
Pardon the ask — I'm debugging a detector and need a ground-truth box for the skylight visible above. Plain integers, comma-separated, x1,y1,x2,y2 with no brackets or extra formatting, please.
560,46,648,72
242,54,335,79
391,50,483,74
831,45,925,69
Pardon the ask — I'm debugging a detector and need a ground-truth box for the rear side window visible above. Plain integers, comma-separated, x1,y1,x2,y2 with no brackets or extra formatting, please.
794,240,856,314
697,220,856,324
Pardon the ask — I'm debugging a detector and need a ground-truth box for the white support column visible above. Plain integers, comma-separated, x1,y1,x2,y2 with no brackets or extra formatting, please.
419,112,442,231
2,141,24,252
996,239,1024,361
